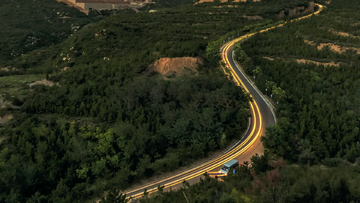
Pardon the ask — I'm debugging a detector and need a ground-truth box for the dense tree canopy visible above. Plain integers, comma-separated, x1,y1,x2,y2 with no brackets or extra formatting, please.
0,0,103,65
236,0,360,163
136,1,360,202
0,0,321,202
139,156,360,203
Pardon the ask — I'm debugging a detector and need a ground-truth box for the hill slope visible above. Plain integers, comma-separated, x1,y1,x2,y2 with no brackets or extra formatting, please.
0,0,316,202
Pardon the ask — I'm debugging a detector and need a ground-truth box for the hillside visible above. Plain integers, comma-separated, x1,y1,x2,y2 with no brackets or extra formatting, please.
133,0,360,202
0,0,102,66
237,0,360,162
0,0,320,202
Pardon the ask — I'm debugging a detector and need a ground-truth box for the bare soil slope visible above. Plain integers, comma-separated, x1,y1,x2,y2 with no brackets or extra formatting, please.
0,114,13,124
148,57,202,78
263,57,340,67
305,39,360,54
29,79,58,87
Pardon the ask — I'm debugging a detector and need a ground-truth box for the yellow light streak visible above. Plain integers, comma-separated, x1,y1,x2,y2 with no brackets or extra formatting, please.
130,101,259,199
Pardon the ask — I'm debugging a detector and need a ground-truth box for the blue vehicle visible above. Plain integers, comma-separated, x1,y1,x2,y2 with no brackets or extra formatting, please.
220,159,239,174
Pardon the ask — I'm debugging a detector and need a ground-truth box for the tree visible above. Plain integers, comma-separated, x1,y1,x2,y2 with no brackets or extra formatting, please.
265,81,276,92
250,153,271,175
345,143,357,163
272,85,285,102
252,67,261,77
219,193,237,203
100,189,130,203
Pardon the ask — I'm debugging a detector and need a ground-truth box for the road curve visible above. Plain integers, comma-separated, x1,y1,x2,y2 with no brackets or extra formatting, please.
125,4,324,200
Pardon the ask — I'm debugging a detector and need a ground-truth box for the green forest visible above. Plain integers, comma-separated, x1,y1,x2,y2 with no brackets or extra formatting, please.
134,155,360,203
0,0,319,202
0,0,99,65
236,0,360,163
123,0,360,203
129,0,360,202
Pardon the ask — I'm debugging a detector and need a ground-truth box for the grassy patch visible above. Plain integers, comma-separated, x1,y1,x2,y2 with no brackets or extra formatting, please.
0,74,44,99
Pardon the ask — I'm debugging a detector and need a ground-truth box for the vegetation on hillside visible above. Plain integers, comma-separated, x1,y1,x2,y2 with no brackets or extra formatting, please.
1,76,250,202
0,0,318,202
0,0,103,65
135,155,360,203
0,0,332,202
130,0,360,202
236,0,360,163
141,0,194,9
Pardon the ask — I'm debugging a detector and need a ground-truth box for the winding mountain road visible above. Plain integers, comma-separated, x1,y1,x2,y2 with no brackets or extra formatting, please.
125,4,324,199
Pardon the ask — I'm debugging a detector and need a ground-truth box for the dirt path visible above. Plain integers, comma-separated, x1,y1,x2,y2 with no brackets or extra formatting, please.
263,56,340,67
331,30,360,39
304,39,360,54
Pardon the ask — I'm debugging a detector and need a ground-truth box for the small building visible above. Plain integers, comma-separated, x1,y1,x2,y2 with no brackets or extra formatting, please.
57,0,152,13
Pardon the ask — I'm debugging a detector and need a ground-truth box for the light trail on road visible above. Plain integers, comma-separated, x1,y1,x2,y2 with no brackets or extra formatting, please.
127,100,262,199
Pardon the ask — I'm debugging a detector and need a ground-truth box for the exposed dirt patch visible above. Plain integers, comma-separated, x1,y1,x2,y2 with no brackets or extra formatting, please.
195,0,214,4
304,39,360,54
56,0,87,14
29,79,59,87
325,1,331,4
243,15,263,20
296,59,340,67
61,67,69,71
148,57,201,78
0,114,13,124
263,57,340,67
1,67,10,72
331,30,360,39
213,5,238,8
263,57,274,61
0,98,12,109
1,67,19,72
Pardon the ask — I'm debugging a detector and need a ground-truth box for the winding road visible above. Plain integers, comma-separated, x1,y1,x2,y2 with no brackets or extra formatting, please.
125,4,324,199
